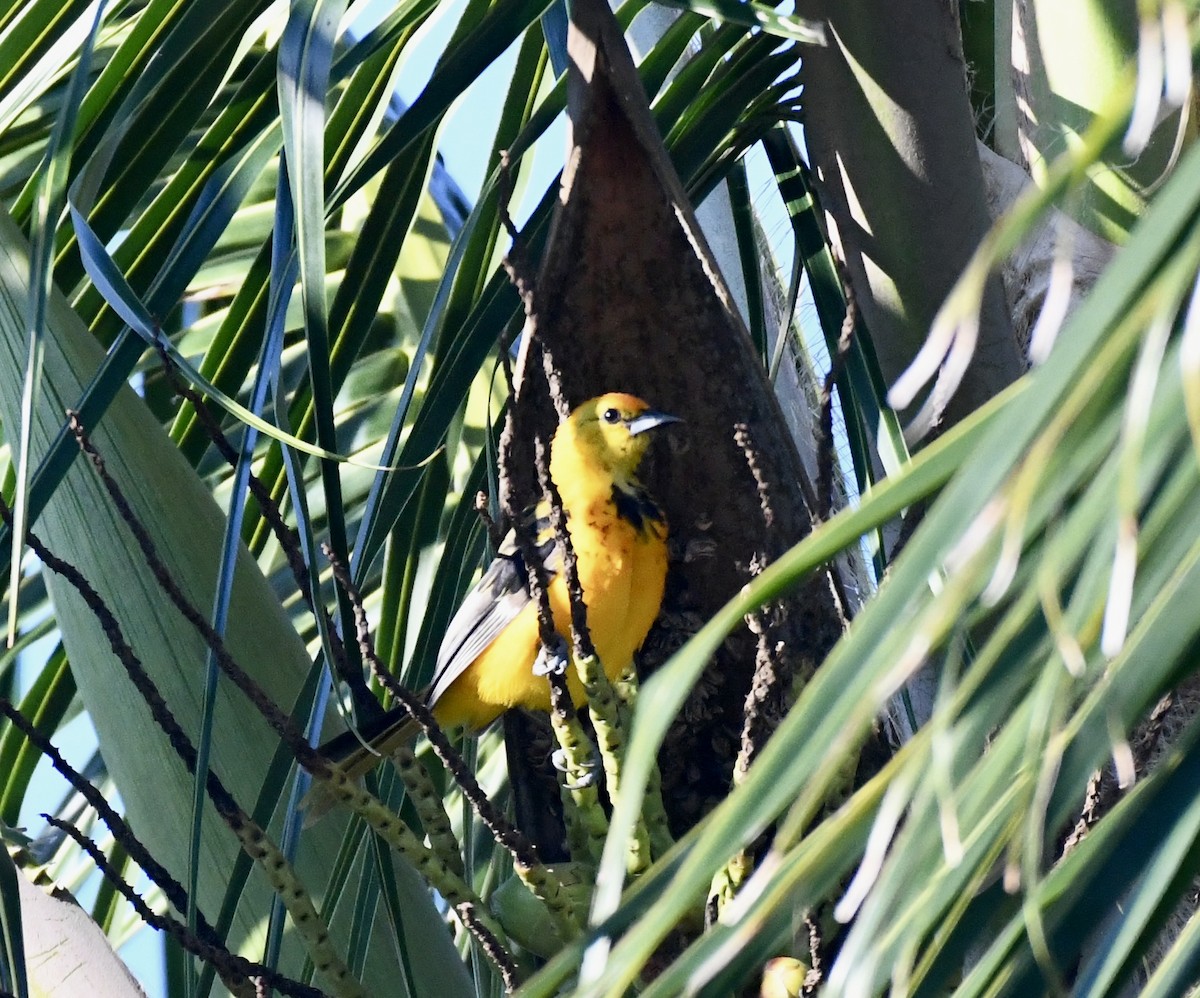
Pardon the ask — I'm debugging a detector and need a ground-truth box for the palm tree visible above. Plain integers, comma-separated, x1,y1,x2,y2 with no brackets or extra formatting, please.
1,1,1197,995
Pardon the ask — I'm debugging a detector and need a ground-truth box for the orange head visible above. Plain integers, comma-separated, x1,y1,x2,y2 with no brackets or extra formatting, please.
550,393,680,489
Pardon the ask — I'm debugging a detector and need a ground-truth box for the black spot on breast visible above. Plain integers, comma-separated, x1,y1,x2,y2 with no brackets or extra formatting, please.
612,484,663,535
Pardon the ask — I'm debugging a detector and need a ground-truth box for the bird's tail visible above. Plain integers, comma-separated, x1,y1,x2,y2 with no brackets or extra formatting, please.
301,707,421,823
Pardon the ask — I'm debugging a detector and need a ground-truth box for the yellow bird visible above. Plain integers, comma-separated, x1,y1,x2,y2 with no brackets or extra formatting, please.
322,392,678,780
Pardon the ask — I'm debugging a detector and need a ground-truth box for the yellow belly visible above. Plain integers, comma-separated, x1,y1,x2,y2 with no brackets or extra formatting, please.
432,511,667,731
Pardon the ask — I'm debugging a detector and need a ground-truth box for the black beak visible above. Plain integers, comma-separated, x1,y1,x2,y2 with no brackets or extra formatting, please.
627,410,682,436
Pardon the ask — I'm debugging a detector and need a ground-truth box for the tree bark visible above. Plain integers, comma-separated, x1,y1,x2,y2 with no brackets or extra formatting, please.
795,0,1023,431
499,0,848,840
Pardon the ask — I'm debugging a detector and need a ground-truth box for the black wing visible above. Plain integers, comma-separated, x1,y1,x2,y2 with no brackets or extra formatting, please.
427,509,560,707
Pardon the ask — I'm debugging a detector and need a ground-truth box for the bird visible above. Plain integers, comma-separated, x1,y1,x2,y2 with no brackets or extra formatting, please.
319,392,679,783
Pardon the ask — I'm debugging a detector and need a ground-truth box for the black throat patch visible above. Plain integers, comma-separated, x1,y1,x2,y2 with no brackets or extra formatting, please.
611,484,663,534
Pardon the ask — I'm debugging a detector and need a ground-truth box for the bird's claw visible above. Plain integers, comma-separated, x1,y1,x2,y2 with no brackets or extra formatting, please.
533,635,570,677
551,749,599,789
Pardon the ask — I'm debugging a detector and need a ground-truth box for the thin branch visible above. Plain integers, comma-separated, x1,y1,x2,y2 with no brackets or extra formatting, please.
64,413,494,949
816,270,857,522
324,545,571,962
321,543,538,871
474,490,505,551
497,150,533,290
0,699,203,937
44,816,324,998
535,438,596,664
157,344,310,603
0,495,362,995
457,902,521,994
731,423,787,781
802,910,824,995
153,349,363,716
66,411,319,771
709,425,797,912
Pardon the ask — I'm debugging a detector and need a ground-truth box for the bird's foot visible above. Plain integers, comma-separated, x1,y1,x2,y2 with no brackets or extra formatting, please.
552,748,599,789
532,635,570,677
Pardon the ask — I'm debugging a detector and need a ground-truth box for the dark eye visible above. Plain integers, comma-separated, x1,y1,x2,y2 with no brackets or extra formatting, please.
602,408,620,424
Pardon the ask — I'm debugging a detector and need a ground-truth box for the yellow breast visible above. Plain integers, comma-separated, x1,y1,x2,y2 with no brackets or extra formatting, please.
433,496,668,731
